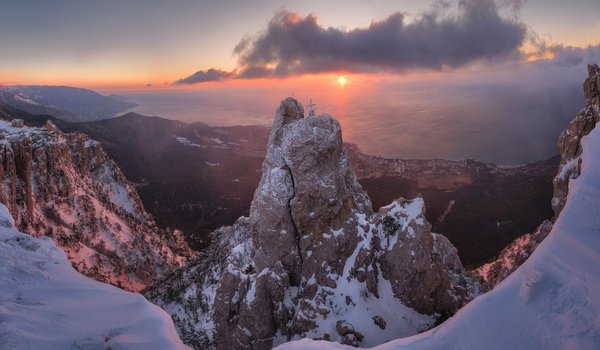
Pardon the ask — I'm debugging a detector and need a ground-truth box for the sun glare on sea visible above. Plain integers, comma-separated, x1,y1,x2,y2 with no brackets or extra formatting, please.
337,75,347,87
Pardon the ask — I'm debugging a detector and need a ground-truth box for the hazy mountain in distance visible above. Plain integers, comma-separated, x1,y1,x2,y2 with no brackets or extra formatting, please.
0,85,137,122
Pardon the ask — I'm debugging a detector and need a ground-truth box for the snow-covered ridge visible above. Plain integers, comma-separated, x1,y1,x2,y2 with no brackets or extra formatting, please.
0,116,191,291
0,119,62,144
552,64,600,217
0,203,190,350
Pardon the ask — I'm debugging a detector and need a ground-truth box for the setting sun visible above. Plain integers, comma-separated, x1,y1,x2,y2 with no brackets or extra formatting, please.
337,75,347,87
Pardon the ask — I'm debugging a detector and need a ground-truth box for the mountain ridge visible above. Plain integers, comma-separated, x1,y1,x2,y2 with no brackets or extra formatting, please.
0,113,192,291
0,85,138,122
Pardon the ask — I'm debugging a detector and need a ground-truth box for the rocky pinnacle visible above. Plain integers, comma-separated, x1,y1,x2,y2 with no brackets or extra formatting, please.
147,97,477,349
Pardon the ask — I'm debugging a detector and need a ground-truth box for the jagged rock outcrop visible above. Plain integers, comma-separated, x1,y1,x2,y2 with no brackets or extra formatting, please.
552,64,600,216
476,220,552,288
0,118,191,291
147,98,478,349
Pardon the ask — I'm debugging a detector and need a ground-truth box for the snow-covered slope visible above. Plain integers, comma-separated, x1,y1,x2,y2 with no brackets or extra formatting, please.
0,203,190,350
0,118,191,291
276,67,600,350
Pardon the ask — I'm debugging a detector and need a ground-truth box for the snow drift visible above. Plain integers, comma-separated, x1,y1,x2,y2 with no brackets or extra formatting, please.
0,203,190,350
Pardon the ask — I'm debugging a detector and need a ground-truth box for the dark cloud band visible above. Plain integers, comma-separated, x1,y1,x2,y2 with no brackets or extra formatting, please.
234,0,526,78
174,68,236,85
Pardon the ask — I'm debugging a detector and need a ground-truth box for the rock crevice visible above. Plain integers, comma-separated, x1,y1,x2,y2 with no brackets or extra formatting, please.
283,164,303,267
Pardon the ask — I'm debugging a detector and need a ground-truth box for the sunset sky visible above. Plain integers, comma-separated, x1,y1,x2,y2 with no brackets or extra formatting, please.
1,0,599,88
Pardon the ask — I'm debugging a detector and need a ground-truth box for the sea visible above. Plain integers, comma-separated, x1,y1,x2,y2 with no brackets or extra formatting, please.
109,68,586,165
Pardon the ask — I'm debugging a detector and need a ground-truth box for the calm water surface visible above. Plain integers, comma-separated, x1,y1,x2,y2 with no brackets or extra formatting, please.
112,75,584,165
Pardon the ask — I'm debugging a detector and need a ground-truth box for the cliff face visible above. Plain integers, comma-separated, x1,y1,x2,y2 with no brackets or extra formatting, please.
552,64,600,216
146,98,478,349
476,64,600,289
476,220,552,288
0,118,191,291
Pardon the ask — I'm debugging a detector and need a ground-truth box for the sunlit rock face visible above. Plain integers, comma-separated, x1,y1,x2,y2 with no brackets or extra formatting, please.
0,118,191,291
476,219,553,289
553,64,600,216
147,98,478,349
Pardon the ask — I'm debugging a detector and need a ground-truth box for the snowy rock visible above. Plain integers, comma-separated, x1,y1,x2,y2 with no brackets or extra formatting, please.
147,98,476,349
371,197,471,314
372,316,386,330
477,220,552,288
146,217,252,349
552,64,600,216
336,320,364,346
10,118,23,127
0,118,191,291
